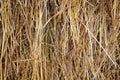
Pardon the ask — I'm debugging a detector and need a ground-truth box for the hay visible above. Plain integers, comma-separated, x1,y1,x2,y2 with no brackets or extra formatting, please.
0,0,119,80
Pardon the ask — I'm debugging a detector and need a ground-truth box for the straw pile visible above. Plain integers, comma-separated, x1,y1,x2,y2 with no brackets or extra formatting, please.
0,0,120,80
